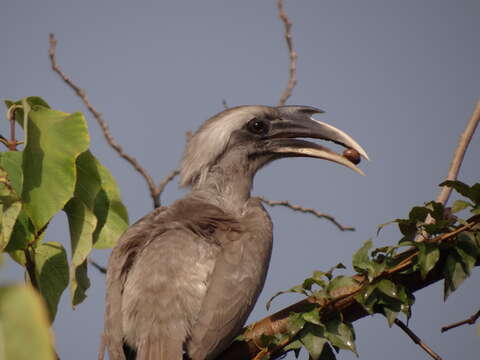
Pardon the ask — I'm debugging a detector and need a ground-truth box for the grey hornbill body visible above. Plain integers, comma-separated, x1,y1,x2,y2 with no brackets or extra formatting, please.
104,105,368,360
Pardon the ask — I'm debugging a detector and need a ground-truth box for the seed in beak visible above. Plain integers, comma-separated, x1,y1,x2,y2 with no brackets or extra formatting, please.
343,148,361,165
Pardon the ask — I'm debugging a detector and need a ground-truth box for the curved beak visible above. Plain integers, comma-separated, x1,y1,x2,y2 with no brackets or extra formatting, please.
267,105,369,175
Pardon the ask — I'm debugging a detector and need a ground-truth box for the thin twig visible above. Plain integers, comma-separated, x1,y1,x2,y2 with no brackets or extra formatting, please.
257,196,355,231
436,100,480,205
157,169,180,200
48,33,161,209
394,319,444,360
88,258,107,274
441,309,480,333
277,0,298,106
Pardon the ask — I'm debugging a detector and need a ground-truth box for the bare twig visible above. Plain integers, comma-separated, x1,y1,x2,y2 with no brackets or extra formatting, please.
88,258,107,274
441,309,480,333
48,33,162,209
416,99,480,241
277,0,298,106
436,100,480,205
157,169,180,199
257,196,355,231
394,319,443,360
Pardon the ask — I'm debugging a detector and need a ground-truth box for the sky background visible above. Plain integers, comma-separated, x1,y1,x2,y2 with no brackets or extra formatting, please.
2,0,480,359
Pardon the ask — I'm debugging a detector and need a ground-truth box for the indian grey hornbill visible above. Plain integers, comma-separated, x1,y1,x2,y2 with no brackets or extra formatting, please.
104,105,368,360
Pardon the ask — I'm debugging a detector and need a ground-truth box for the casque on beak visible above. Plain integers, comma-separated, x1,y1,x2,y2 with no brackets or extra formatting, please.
267,105,369,175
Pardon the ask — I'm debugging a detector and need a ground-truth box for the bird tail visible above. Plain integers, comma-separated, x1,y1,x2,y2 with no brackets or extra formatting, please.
136,336,183,360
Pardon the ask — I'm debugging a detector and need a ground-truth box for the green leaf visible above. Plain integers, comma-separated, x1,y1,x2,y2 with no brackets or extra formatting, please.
22,106,90,231
283,339,303,358
440,180,480,204
451,200,472,213
376,279,399,299
299,324,331,360
376,220,396,236
352,239,372,272
0,285,55,360
327,276,358,295
0,151,24,195
302,308,322,326
454,233,478,275
417,243,440,279
74,151,128,249
0,164,22,251
443,252,468,300
34,242,69,321
266,285,308,310
382,305,399,327
409,206,430,222
64,198,97,306
324,319,357,355
5,210,35,252
287,312,306,335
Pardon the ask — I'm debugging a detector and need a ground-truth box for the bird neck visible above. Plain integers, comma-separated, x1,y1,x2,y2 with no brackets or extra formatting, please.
192,159,256,214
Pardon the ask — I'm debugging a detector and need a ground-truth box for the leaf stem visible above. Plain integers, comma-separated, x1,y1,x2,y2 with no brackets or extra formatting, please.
24,247,40,291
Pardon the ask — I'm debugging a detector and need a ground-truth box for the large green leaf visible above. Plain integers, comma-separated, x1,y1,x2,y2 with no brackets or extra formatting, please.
299,324,332,360
94,156,129,248
0,164,22,251
0,285,55,360
64,198,97,306
34,242,69,322
22,106,89,231
74,151,128,249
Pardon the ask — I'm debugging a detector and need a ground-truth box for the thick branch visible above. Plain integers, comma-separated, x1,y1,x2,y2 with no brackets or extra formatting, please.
436,100,480,205
216,216,480,360
48,34,162,209
277,0,298,106
257,197,355,231
441,309,480,333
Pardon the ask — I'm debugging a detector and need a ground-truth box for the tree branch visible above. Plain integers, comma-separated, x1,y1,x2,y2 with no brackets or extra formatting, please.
394,319,443,360
277,0,298,106
257,196,355,231
48,33,162,209
436,100,480,205
216,215,480,360
441,309,480,333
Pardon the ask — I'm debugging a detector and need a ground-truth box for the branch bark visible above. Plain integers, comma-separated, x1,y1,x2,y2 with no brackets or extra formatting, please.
435,100,480,205
394,319,443,360
48,34,163,209
441,309,480,333
216,215,480,360
277,0,298,106
257,197,355,231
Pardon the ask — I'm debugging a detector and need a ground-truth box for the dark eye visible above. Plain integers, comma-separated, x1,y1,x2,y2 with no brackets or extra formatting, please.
247,118,269,135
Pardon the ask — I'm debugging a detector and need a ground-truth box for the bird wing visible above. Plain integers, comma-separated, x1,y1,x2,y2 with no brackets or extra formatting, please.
105,204,222,360
187,225,273,360
104,210,161,360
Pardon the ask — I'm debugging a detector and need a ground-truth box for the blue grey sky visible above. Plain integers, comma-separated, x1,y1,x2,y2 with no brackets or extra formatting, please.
2,1,479,359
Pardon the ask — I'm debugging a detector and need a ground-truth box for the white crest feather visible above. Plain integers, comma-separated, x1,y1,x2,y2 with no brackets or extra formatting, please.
179,106,269,187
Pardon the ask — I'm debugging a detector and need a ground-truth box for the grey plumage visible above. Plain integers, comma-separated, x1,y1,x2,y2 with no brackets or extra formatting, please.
104,105,368,360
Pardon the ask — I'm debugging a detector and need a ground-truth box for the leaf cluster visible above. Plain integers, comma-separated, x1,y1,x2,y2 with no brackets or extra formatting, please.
0,97,129,359
260,180,480,360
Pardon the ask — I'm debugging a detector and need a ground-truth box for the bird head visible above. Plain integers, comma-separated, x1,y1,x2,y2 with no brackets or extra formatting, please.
180,105,369,188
